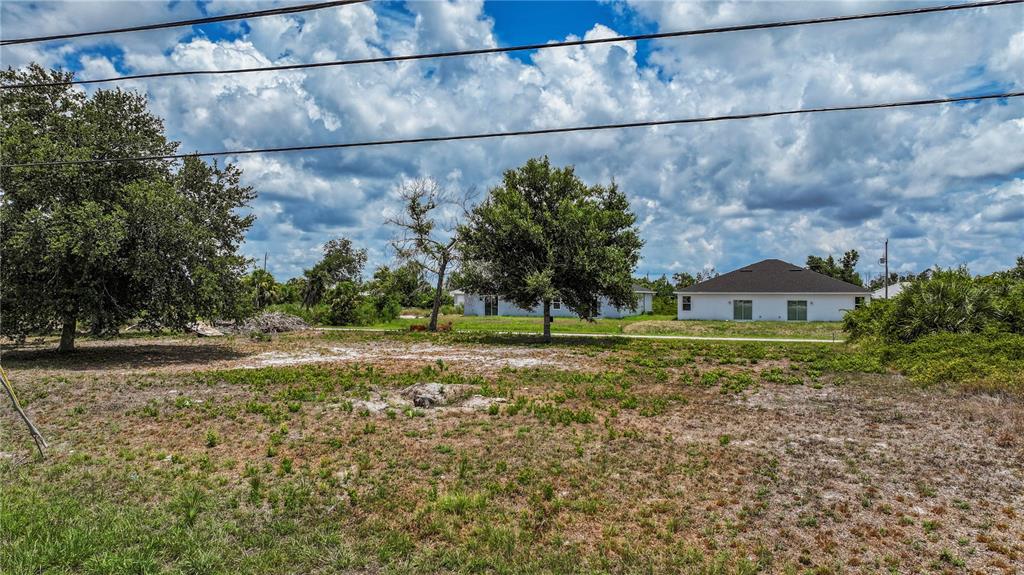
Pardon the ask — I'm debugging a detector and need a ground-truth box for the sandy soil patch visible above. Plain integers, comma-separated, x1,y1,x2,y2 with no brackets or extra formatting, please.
246,340,580,371
1,333,599,378
617,375,1024,570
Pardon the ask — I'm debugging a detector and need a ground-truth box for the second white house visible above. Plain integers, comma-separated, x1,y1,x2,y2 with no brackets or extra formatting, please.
462,285,655,319
675,259,869,322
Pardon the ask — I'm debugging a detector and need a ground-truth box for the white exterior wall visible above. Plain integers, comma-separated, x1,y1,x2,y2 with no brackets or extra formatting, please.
676,293,865,321
632,292,654,315
599,292,653,318
871,282,906,300
463,295,484,316
463,292,653,318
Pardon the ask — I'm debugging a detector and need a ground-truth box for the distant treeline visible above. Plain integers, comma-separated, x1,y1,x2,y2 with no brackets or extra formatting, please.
247,244,456,327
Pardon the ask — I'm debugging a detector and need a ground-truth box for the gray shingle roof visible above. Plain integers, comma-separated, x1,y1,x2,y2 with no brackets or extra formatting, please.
675,259,870,294
632,284,656,293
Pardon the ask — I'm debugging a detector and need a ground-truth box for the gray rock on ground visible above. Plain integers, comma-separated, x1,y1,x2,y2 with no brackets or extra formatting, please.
401,382,475,408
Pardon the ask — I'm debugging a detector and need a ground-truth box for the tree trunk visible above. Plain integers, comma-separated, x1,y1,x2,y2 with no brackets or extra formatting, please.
58,313,77,353
428,257,448,332
542,299,552,343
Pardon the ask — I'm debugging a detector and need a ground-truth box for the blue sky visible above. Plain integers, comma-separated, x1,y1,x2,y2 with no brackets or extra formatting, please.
485,0,654,62
2,0,1022,281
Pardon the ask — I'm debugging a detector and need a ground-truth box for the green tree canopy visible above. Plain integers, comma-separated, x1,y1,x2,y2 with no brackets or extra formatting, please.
634,274,676,315
371,263,432,308
458,157,642,341
1,65,255,351
866,270,927,291
1001,256,1024,281
672,272,696,288
246,269,279,310
806,250,863,286
301,238,367,308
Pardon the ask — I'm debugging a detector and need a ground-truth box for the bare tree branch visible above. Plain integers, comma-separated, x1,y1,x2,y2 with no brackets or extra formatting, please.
386,178,471,331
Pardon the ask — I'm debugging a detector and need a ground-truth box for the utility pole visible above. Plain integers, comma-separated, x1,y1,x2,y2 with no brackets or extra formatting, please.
263,252,268,272
879,239,889,299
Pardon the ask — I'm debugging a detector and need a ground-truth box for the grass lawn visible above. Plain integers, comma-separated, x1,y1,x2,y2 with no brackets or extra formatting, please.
369,314,845,340
2,331,1022,574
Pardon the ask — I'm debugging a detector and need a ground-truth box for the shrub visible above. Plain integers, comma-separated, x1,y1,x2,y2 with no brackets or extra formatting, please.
325,282,361,325
353,300,379,326
881,332,1024,393
845,267,1007,342
886,268,996,342
368,294,402,324
652,296,676,316
843,298,894,341
412,290,453,310
994,280,1024,334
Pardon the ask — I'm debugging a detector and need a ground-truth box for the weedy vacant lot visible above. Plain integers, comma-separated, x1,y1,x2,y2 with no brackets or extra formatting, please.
369,315,845,340
1,331,1022,574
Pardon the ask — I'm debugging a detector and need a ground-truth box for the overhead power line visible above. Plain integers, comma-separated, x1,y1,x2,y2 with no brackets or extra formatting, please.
0,0,371,47
4,0,1020,89
3,91,1020,168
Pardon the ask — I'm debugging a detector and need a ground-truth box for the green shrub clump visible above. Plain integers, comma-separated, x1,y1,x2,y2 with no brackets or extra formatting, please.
882,332,1024,393
845,267,1022,342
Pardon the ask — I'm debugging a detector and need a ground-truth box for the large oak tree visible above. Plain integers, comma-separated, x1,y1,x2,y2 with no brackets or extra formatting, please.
1,65,255,351
459,157,642,342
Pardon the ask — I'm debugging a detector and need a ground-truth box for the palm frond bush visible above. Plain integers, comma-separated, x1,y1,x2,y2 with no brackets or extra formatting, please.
886,267,996,342
842,298,894,341
845,267,1014,342
993,280,1024,334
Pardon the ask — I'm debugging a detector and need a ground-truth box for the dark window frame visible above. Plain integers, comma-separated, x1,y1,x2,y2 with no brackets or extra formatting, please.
681,296,691,311
787,300,808,321
733,299,753,320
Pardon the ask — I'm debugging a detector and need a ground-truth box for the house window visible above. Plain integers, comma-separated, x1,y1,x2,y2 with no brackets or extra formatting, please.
855,296,866,308
552,299,562,310
681,296,692,311
733,300,752,320
787,300,808,321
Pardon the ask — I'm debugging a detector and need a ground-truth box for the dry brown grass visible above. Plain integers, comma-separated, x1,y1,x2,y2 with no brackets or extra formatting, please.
2,332,1022,574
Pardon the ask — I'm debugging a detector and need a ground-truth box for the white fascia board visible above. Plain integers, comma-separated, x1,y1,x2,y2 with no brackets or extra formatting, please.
672,291,869,295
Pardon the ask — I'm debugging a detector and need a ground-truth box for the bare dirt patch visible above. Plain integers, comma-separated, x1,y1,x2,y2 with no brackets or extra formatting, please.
615,376,1024,570
245,340,586,372
1,332,600,378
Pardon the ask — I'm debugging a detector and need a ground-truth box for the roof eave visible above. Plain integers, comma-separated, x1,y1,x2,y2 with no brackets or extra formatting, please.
673,290,871,295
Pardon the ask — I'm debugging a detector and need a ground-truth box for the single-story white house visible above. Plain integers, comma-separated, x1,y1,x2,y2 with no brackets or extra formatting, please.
462,285,656,319
450,289,467,308
675,259,870,322
871,281,908,300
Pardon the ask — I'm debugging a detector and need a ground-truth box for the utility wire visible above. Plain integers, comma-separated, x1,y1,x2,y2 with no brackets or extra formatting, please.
4,0,1021,89
4,91,1020,168
0,0,371,47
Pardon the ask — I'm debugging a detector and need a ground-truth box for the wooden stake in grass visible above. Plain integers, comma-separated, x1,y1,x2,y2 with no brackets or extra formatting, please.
0,364,47,458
